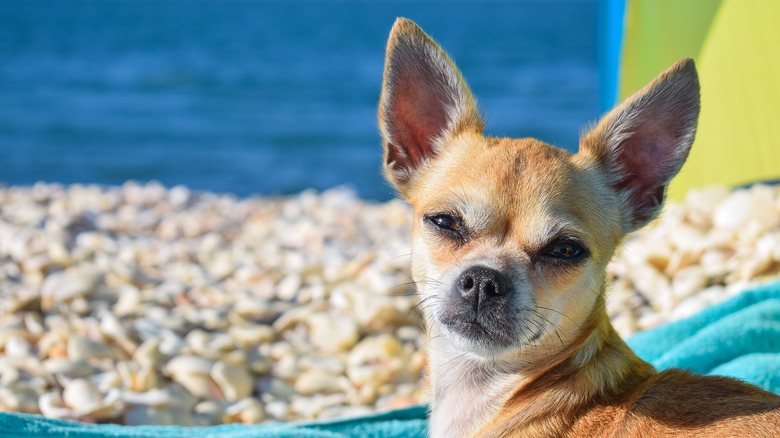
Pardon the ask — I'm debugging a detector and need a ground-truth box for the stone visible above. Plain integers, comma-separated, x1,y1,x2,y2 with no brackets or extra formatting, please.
229,324,275,348
62,378,102,413
211,360,253,402
307,312,360,353
67,335,115,361
294,368,347,396
224,397,266,424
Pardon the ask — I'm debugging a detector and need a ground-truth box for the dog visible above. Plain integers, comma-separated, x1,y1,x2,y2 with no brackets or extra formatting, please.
378,18,780,438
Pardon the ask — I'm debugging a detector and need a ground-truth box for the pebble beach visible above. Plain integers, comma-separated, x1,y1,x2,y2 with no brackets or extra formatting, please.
1,181,779,426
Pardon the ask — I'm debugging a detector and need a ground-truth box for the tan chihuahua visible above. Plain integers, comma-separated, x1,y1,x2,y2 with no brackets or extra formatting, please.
378,18,780,438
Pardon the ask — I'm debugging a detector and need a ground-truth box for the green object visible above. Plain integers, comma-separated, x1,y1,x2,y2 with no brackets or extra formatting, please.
605,0,780,200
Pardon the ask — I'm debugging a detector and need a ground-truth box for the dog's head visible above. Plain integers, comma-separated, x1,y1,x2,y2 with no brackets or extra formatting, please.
379,19,699,361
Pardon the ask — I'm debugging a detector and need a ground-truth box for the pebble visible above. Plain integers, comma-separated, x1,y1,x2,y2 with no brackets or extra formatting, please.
125,406,180,426
348,335,402,367
121,388,173,407
211,360,253,402
67,335,115,361
193,400,225,425
294,368,348,395
224,397,266,424
264,400,291,422
0,182,778,425
38,392,71,419
228,324,275,348
62,379,103,412
164,356,218,400
307,312,360,353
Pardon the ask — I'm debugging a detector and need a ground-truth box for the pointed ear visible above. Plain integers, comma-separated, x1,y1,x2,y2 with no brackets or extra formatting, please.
579,58,700,232
378,18,484,194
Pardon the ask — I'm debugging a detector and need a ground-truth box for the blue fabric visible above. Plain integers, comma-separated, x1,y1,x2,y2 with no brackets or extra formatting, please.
2,281,779,437
627,280,780,394
597,0,626,113
0,405,428,438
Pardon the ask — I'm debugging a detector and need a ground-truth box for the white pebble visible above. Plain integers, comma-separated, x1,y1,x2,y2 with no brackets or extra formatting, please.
294,368,347,396
62,378,102,413
224,397,266,424
307,312,360,353
211,361,253,402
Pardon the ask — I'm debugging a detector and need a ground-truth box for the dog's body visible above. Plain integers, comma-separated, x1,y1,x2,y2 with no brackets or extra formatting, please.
378,18,780,437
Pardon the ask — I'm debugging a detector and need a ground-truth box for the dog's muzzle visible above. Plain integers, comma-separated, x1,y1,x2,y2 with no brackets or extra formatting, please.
456,265,512,313
438,264,520,351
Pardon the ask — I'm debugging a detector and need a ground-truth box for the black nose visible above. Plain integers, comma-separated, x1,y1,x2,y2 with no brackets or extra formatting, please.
456,266,512,313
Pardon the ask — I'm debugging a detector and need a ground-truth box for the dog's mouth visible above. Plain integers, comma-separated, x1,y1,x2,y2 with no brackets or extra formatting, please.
439,315,518,350
438,306,548,358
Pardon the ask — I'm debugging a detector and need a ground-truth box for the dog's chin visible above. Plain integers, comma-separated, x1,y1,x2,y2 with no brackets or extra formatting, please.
438,317,525,358
441,326,514,357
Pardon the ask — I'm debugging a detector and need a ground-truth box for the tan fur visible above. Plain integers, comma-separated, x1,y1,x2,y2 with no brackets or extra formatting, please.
379,18,780,438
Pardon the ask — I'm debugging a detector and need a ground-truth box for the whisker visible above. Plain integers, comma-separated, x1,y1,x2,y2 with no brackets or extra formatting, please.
431,350,471,375
418,332,446,350
386,252,414,262
536,306,578,325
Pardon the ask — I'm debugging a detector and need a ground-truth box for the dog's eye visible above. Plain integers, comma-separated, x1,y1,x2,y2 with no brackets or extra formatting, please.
431,214,458,231
545,241,583,259
425,213,465,240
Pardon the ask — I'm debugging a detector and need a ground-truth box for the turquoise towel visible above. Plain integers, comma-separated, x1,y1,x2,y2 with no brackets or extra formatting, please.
2,281,779,437
0,405,429,437
627,280,780,393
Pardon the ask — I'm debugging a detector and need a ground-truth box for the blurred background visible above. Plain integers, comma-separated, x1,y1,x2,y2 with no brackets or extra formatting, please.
0,0,597,202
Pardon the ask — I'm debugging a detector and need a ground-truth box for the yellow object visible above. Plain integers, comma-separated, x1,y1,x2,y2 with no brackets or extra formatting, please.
620,0,780,200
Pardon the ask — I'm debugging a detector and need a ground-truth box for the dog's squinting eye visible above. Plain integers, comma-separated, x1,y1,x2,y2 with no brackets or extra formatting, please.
431,215,458,231
425,213,465,240
545,241,583,259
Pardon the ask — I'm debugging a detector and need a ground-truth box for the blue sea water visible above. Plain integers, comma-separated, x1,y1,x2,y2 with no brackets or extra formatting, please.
0,0,597,202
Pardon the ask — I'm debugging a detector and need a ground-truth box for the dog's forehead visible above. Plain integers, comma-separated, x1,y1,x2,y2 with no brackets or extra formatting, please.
421,135,582,209
490,137,574,191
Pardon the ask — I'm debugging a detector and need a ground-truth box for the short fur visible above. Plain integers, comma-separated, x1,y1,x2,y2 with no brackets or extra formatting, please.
378,18,780,438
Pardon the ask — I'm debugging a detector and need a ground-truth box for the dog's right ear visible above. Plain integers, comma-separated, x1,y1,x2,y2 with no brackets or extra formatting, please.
579,58,700,232
379,18,484,195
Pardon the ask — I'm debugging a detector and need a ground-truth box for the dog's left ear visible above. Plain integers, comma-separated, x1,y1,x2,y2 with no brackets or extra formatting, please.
379,18,484,195
579,58,700,232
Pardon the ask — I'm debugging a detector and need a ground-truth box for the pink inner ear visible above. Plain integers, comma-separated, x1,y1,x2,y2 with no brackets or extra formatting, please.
613,121,682,224
388,71,451,168
615,125,672,189
391,80,450,166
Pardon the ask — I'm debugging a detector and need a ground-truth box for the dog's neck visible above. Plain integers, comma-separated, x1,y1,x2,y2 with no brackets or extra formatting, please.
426,327,523,438
427,308,656,438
